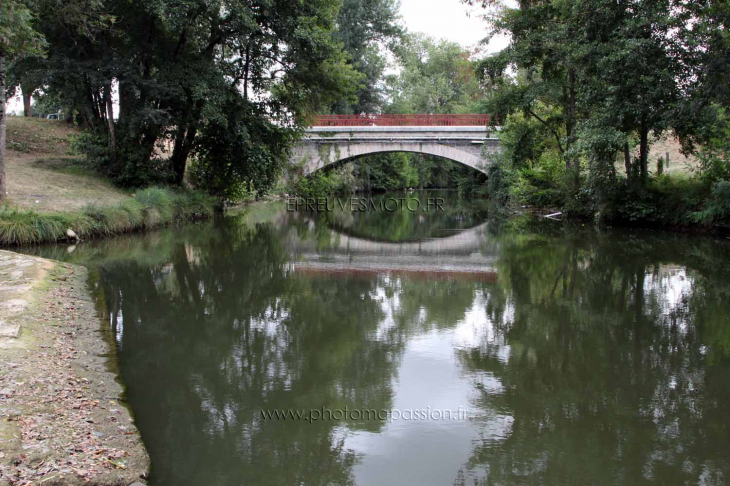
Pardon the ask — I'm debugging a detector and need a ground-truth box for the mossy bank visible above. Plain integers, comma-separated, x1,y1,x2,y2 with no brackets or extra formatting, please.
0,187,216,247
0,251,150,485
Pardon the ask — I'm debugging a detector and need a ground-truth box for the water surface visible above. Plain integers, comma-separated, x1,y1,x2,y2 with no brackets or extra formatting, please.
26,191,730,485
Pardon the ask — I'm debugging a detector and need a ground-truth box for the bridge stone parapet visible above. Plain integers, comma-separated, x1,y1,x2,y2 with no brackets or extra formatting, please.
290,126,500,176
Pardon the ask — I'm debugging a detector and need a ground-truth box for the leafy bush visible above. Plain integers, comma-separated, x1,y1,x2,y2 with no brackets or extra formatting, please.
69,131,110,171
692,180,730,224
295,171,345,198
511,169,564,207
69,132,173,187
509,151,566,207
695,107,730,183
190,93,293,202
605,175,708,225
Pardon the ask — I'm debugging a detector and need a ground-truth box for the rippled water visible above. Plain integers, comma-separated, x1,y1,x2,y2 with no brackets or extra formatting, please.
26,191,730,485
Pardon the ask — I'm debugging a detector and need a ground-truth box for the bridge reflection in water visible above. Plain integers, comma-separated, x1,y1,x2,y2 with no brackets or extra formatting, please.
288,221,498,282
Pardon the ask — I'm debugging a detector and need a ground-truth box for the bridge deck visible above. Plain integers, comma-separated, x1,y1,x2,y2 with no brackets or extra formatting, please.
311,114,496,127
303,126,498,144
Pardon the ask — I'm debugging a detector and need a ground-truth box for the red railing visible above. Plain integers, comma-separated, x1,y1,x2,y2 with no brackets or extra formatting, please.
311,114,496,127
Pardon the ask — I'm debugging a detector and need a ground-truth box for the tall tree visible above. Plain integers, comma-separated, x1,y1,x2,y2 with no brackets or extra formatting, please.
33,0,362,192
332,0,403,114
468,0,695,187
386,34,482,115
578,0,688,184
0,0,46,203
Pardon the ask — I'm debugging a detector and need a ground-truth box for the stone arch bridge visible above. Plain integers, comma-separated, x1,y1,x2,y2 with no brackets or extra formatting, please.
290,115,500,176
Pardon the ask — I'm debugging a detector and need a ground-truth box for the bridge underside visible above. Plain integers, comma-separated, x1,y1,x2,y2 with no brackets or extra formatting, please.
291,126,500,177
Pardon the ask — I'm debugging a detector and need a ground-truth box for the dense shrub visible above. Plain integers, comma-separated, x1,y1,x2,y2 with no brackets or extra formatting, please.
190,99,293,202
69,132,174,187
294,166,356,198
494,150,567,207
511,169,564,207
692,180,730,224
595,175,708,226
695,108,730,184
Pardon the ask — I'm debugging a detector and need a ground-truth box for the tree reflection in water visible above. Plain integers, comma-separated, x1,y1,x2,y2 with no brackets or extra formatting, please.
22,201,730,485
454,228,730,485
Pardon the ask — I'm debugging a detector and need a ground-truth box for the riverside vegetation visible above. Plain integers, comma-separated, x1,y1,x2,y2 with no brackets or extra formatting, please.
0,187,215,246
292,1,730,231
0,118,215,246
1,0,730,244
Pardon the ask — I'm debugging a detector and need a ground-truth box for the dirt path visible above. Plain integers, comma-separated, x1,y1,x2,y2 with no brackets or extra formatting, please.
0,251,149,485
4,118,129,213
5,153,129,213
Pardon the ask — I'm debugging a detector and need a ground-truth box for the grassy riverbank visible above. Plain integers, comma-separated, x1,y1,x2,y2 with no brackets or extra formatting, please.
0,187,216,246
2,118,217,246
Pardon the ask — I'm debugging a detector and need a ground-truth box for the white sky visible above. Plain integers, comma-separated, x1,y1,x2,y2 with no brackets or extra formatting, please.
399,0,507,52
8,0,506,114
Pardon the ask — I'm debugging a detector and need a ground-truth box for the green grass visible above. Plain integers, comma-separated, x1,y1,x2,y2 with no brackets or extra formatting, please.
0,187,216,246
32,157,102,178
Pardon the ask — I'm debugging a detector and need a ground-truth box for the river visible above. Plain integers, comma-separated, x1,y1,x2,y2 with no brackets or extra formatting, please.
24,191,730,485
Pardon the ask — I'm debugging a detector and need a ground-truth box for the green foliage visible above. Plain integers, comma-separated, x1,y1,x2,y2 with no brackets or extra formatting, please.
70,131,173,187
385,34,482,115
295,168,355,199
331,0,404,114
594,175,707,225
484,162,514,202
470,0,708,190
457,169,490,199
30,0,363,196
353,153,421,192
0,188,215,245
190,95,294,202
510,152,566,208
692,181,730,224
695,108,730,183
497,112,556,170
69,131,109,169
0,1,47,58
460,0,730,228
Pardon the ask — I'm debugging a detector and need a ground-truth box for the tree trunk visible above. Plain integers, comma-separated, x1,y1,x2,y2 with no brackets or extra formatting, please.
83,77,100,131
23,90,32,117
624,142,631,180
565,68,576,172
170,127,197,185
639,126,649,184
243,44,251,101
0,54,7,203
104,81,116,167
170,99,204,185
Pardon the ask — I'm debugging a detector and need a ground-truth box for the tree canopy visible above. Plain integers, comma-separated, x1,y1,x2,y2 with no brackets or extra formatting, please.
11,0,364,194
463,0,730,223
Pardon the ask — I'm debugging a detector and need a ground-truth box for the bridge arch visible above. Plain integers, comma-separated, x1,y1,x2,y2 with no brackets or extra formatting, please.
289,120,500,179
295,141,491,176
